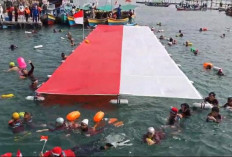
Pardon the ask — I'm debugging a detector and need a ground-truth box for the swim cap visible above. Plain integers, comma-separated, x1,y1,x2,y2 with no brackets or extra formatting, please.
12,112,20,120
52,146,62,156
170,107,178,114
147,127,155,134
9,62,15,67
81,119,89,125
228,97,232,102
56,117,64,125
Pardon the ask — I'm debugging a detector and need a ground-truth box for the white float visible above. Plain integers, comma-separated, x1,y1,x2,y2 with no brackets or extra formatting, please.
34,45,43,49
26,96,45,101
47,75,52,78
25,31,32,34
110,99,128,105
192,102,213,109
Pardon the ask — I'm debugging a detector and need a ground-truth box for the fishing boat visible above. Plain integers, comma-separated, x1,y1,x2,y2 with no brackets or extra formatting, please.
67,15,77,26
108,18,129,25
145,2,170,7
88,18,107,26
40,4,56,25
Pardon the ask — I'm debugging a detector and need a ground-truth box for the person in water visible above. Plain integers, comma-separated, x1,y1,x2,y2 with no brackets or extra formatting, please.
143,127,165,145
8,112,25,134
223,97,232,108
79,119,103,137
40,146,75,157
23,112,34,129
67,32,72,41
159,35,164,40
53,29,57,33
199,28,202,32
221,33,225,38
217,69,224,76
9,44,18,51
169,37,173,42
177,103,191,119
70,38,75,46
167,107,179,125
206,107,222,123
61,53,68,61
204,92,219,107
179,33,183,37
7,62,19,72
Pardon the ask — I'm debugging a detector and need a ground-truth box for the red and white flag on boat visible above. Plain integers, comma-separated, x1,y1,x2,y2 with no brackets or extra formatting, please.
16,150,22,157
73,10,84,24
40,136,48,142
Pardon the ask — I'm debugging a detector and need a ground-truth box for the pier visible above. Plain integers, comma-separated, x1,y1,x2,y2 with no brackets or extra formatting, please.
0,20,42,29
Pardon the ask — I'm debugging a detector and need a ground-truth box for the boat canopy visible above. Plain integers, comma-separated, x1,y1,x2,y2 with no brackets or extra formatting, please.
37,25,202,99
97,4,138,12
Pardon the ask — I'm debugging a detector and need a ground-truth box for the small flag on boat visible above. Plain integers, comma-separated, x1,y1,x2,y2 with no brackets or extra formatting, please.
40,136,48,142
16,150,22,157
73,10,84,24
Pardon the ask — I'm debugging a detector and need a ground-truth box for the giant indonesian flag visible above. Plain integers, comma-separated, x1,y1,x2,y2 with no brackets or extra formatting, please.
37,25,202,99
73,10,83,24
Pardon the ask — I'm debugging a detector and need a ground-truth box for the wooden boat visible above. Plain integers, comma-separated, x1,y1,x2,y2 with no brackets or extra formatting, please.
108,18,129,25
40,14,56,25
88,18,107,26
67,16,77,27
145,2,170,7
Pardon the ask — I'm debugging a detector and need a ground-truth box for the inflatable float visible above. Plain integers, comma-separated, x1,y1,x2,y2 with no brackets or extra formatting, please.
25,31,32,34
17,57,27,69
110,99,129,105
1,94,14,99
94,111,104,123
66,111,80,121
34,45,43,49
25,96,45,101
192,102,213,109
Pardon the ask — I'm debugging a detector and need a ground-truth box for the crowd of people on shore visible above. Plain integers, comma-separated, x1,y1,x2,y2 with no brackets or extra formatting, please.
0,3,46,23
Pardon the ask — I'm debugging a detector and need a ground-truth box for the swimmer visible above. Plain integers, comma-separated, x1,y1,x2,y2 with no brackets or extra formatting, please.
71,38,75,46
59,29,63,32
217,69,224,76
177,103,191,119
143,127,165,145
157,22,161,26
167,107,179,126
223,97,232,108
7,62,19,72
172,39,177,44
53,29,57,33
36,117,69,133
179,30,181,33
204,92,219,107
79,119,103,137
9,44,18,51
159,35,164,40
185,41,189,46
61,53,68,61
8,112,25,134
220,33,225,38
199,28,202,32
67,32,72,41
179,33,183,37
151,27,155,31
169,37,173,42
206,107,222,123
194,49,198,55
40,146,75,157
23,112,34,129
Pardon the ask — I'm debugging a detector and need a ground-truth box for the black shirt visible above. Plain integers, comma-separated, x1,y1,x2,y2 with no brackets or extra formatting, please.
178,109,191,117
204,97,219,106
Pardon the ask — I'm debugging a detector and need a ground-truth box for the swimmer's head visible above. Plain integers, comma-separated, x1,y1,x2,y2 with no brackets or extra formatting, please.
211,107,219,116
170,107,178,115
227,97,232,103
24,112,32,120
61,53,65,57
218,69,223,73
209,92,216,98
181,103,189,111
147,127,155,137
56,117,64,126
9,62,15,68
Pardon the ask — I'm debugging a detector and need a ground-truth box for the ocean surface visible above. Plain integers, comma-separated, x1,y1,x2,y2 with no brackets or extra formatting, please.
1,4,232,156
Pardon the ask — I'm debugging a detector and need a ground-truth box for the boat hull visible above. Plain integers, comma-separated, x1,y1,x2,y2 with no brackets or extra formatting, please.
108,18,129,25
40,14,55,25
88,18,107,26
67,16,77,27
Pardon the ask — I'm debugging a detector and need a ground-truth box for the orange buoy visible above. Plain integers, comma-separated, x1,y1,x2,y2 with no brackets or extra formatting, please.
66,111,80,122
93,111,104,123
84,39,90,44
203,62,213,69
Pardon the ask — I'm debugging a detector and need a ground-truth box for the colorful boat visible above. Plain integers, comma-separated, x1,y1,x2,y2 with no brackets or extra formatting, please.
108,18,129,25
67,16,77,27
88,18,107,26
40,14,56,25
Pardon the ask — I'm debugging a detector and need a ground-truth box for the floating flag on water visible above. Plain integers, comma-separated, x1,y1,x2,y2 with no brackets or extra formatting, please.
16,150,22,157
73,10,84,24
40,135,48,142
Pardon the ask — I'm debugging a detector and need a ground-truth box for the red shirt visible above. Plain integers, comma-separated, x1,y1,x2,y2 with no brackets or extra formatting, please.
43,149,75,157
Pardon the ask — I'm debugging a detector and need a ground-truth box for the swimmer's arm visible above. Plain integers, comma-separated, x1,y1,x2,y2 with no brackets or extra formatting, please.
207,116,217,122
